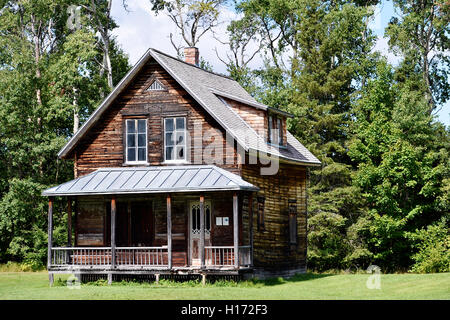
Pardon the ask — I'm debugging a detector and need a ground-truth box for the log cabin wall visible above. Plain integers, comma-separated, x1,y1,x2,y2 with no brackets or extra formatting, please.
70,59,240,177
224,97,288,147
242,162,307,276
223,97,267,139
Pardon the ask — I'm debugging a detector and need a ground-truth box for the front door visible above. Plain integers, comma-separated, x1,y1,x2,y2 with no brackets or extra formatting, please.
189,200,211,266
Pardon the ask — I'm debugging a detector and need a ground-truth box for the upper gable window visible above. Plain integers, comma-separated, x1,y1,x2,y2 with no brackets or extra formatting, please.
125,119,147,163
164,117,186,162
145,79,165,91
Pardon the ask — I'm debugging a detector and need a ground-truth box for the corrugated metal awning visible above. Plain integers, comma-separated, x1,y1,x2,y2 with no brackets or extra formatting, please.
42,165,259,196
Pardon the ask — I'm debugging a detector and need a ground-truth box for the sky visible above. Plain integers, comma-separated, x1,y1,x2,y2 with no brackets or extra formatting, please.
110,0,449,126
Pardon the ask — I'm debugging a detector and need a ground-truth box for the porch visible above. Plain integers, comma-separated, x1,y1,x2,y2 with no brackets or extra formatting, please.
43,166,258,283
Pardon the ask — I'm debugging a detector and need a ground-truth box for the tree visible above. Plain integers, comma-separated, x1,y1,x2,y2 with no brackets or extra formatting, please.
149,0,226,56
234,0,378,270
349,59,449,271
386,0,450,112
0,0,130,265
214,13,262,93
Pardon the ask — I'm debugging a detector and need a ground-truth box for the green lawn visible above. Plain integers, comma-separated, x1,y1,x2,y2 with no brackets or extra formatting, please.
0,272,448,300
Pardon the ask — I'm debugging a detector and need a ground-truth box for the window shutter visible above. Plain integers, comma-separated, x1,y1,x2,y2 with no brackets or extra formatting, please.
288,199,297,245
257,196,265,231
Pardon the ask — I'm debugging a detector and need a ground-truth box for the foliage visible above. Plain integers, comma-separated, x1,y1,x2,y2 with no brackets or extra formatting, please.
408,218,450,273
349,60,449,271
386,0,450,110
0,0,447,274
0,0,130,265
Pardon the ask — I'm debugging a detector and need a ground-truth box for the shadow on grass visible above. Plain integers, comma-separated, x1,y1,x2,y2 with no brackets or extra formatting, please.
253,273,334,287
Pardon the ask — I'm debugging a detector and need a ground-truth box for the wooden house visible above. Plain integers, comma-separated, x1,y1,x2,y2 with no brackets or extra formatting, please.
43,47,320,284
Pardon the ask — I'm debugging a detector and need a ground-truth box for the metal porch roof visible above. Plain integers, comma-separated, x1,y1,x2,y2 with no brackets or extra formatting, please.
42,165,259,196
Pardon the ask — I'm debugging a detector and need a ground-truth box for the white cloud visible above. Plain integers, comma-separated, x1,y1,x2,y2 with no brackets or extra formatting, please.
372,36,401,66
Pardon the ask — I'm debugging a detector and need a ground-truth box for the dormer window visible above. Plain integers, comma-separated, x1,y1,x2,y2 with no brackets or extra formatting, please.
268,115,283,146
125,119,147,163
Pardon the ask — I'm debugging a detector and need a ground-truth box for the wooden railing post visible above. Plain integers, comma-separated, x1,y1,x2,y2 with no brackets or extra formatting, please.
167,193,172,269
200,194,205,269
67,197,72,247
233,192,239,268
111,196,116,269
47,197,54,269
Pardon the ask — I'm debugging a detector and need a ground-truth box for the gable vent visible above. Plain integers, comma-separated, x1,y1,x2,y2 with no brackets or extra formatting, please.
146,79,165,91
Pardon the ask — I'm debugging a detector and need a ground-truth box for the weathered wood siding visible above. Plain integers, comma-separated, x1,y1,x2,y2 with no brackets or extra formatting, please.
71,59,240,177
242,162,307,274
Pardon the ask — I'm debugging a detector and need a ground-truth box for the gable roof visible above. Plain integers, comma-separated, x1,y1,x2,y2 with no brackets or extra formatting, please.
42,165,258,196
58,48,320,166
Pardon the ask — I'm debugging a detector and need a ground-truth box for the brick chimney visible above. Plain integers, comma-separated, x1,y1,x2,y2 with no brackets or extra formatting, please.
184,47,199,66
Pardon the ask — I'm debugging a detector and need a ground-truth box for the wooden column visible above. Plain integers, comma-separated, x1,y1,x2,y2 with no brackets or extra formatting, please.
111,196,116,269
233,192,239,269
248,193,254,267
166,194,172,269
47,197,54,269
199,194,205,269
67,197,72,247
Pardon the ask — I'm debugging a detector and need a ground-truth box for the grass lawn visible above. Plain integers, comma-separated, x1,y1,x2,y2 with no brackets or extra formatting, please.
0,272,448,300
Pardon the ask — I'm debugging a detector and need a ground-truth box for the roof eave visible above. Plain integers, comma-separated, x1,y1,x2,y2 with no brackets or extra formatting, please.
42,186,259,197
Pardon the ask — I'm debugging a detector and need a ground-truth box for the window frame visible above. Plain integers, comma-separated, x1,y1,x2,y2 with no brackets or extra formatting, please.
124,118,148,165
268,115,273,144
163,116,188,163
267,114,285,147
277,117,282,145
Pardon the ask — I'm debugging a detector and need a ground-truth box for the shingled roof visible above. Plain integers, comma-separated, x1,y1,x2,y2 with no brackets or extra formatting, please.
57,48,320,166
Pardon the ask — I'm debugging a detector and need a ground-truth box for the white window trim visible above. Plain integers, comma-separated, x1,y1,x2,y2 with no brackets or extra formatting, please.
163,116,187,163
125,119,148,165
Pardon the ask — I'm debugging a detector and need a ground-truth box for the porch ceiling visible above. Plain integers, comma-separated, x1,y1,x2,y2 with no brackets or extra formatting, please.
42,165,259,196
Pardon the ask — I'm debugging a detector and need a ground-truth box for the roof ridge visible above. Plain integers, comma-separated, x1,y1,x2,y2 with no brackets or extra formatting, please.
149,48,234,81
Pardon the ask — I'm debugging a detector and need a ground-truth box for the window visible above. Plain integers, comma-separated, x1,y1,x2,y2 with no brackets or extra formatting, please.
191,202,211,234
277,117,282,145
268,115,283,146
268,115,273,144
164,117,186,162
146,79,165,91
125,119,147,163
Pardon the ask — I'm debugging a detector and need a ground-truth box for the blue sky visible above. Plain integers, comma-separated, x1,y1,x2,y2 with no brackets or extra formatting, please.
111,0,449,126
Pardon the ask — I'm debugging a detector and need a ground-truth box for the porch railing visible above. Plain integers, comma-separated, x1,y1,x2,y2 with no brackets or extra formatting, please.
204,246,252,267
51,245,251,269
115,247,168,266
51,247,112,267
50,246,168,268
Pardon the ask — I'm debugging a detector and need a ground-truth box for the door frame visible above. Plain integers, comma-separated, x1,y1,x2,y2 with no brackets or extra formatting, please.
188,199,212,266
